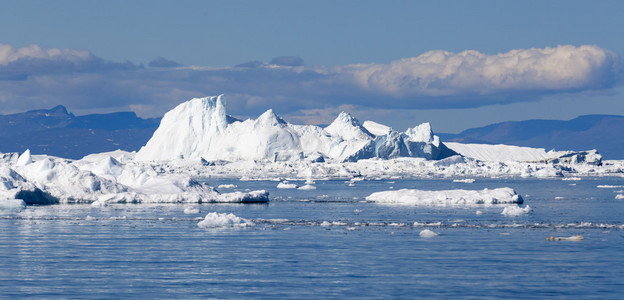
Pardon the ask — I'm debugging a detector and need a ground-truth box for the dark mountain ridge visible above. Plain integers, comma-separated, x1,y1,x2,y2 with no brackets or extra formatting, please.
0,105,160,159
439,115,624,159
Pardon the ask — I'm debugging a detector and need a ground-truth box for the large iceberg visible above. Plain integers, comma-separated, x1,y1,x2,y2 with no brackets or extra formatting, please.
135,95,456,162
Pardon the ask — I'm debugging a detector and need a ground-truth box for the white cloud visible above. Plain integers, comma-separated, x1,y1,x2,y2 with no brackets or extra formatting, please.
0,43,619,120
346,45,618,97
0,43,92,66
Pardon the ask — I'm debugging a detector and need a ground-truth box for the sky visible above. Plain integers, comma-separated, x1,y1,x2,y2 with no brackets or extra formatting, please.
0,0,623,133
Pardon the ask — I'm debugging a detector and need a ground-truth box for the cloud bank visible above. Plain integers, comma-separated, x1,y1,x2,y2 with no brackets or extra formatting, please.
0,43,619,122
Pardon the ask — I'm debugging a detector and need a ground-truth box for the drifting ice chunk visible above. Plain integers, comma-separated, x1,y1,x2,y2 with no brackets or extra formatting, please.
501,205,531,216
197,212,253,228
277,182,298,189
298,184,316,190
419,229,439,238
366,187,523,206
0,199,26,212
547,235,584,241
184,206,200,214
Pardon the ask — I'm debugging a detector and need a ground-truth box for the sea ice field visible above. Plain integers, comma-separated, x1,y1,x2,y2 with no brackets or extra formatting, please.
1,176,623,299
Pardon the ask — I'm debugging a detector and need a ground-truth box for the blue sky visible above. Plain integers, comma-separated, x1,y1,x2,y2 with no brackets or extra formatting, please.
1,0,623,133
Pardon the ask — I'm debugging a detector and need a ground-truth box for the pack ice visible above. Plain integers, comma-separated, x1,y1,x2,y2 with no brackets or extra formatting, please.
134,95,457,162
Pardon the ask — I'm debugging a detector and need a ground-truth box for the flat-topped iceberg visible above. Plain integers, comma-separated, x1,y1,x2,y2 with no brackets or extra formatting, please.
446,142,601,164
366,187,523,206
135,95,456,162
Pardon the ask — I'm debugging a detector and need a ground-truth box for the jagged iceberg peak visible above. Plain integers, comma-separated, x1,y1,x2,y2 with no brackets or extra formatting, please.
325,111,374,141
404,122,439,146
255,109,287,127
16,149,32,166
135,95,228,161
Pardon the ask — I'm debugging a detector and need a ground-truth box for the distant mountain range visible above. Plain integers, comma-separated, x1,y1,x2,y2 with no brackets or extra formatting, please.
1,105,622,160
0,105,160,159
439,115,624,159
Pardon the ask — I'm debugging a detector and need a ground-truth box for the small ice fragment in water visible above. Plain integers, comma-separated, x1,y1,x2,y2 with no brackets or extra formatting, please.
298,184,316,190
501,205,531,216
453,178,475,183
562,177,581,181
197,212,253,228
419,229,439,238
218,184,237,189
547,235,584,241
615,194,624,200
184,207,200,214
277,182,298,189
320,221,331,227
85,215,95,221
475,210,483,215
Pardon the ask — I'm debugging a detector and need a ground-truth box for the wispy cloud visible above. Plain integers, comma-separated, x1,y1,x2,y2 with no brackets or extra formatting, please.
0,43,620,122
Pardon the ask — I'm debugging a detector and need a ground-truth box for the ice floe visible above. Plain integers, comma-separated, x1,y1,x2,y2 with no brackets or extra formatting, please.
277,182,298,189
547,235,584,241
366,187,523,206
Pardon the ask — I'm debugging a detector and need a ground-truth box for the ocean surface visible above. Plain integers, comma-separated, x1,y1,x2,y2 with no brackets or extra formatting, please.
1,177,623,299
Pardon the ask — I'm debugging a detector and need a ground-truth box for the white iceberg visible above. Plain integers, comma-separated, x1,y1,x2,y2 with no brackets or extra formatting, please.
135,95,455,163
366,187,523,206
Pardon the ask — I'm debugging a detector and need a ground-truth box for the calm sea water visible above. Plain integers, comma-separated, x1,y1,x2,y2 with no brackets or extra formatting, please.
1,177,623,299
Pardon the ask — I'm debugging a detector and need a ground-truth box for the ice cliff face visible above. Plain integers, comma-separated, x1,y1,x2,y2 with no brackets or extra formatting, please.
135,95,457,162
